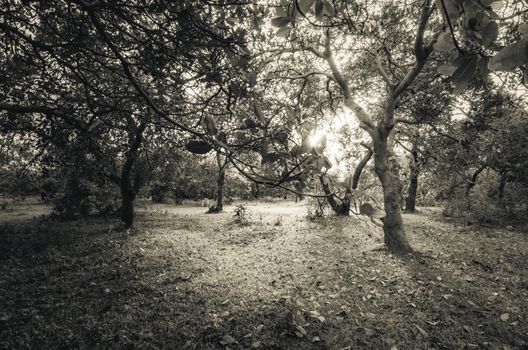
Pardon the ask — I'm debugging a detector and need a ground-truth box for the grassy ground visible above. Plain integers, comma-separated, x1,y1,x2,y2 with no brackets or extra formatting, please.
0,200,527,349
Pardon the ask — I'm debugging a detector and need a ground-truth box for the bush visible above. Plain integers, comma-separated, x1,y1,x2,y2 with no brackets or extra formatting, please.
232,204,251,226
443,173,528,226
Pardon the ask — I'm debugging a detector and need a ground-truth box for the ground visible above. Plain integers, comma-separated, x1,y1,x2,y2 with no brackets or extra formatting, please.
0,199,527,349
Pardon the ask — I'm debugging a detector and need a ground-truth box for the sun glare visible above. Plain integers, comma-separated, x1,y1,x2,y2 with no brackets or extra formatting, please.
306,107,364,176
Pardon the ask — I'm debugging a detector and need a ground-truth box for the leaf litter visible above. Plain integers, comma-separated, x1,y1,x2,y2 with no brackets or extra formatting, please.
0,203,526,349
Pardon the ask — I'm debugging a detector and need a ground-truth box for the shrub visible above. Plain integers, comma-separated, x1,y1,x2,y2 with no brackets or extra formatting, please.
232,204,251,226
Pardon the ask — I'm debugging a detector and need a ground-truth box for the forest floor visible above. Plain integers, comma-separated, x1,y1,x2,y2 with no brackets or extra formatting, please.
0,199,527,350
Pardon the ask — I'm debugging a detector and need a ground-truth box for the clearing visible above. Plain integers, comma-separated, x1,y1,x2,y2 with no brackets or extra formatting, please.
0,200,527,349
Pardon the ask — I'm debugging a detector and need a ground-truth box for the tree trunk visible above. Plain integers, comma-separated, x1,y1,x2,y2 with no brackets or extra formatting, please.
215,162,225,211
405,146,419,213
319,175,350,216
405,173,418,213
465,164,487,196
352,148,373,190
373,132,412,254
119,120,147,228
120,173,136,228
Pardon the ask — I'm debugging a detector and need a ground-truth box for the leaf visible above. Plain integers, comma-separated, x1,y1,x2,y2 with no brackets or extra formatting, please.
253,101,266,122
274,130,289,143
301,121,315,137
294,325,307,337
481,21,498,47
490,0,504,11
271,16,291,28
238,55,249,69
276,27,291,38
436,0,460,22
433,31,456,52
478,56,489,80
316,156,332,171
216,131,227,144
185,140,213,154
438,63,458,76
285,105,296,121
219,335,238,345
415,325,429,337
489,38,528,71
451,55,478,94
300,138,312,154
519,23,528,36
314,0,324,17
249,71,257,88
275,6,288,17
244,118,259,129
500,313,510,322
323,1,336,17
204,115,218,135
298,0,316,14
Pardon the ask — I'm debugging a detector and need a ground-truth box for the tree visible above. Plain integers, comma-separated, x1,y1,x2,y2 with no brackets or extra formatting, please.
0,0,246,226
258,0,527,253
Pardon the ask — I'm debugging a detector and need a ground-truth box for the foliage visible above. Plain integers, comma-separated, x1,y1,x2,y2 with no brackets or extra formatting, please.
232,203,252,226
443,170,528,226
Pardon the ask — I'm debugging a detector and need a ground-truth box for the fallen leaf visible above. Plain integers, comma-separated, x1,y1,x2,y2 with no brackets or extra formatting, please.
364,328,375,337
415,325,429,337
295,325,307,337
220,335,238,345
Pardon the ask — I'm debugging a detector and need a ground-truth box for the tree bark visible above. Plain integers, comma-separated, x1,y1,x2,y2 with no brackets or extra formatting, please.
405,145,419,213
373,129,412,254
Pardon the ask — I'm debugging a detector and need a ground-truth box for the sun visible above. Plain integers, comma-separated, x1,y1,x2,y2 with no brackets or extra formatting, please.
310,108,358,152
